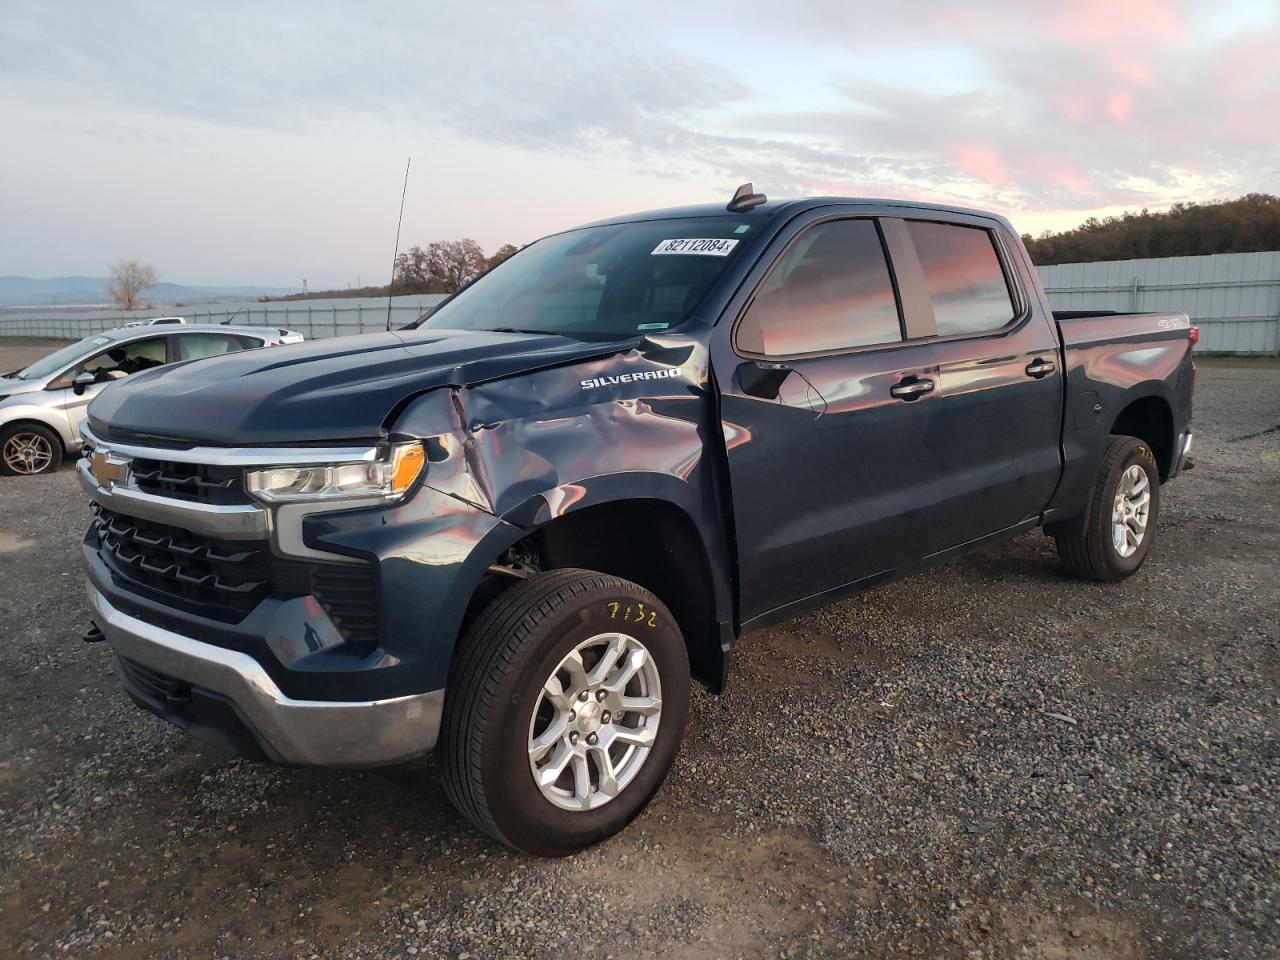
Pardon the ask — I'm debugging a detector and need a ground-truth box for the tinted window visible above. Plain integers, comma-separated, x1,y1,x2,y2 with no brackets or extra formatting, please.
175,333,250,360
905,221,1015,336
738,219,901,357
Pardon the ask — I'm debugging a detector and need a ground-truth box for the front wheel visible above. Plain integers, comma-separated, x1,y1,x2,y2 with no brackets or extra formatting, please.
0,423,63,476
1055,435,1161,582
439,568,690,856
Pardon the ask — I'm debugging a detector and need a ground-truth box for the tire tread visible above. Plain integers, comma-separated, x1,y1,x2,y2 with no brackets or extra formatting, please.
439,568,638,848
1055,435,1155,582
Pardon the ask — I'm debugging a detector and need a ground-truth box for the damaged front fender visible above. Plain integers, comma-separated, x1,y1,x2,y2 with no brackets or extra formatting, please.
389,336,737,679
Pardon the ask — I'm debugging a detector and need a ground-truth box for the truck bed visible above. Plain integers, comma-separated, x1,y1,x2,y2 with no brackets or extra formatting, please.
1054,310,1192,349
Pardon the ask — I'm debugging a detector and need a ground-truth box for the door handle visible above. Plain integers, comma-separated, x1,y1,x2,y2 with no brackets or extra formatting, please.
1025,358,1057,379
889,377,935,401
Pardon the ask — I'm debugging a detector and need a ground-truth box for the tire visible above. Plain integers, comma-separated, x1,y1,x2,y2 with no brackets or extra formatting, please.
439,568,690,856
0,423,63,477
1055,435,1161,582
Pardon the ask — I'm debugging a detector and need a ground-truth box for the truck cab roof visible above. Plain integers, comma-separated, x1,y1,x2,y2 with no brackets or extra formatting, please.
578,196,1018,235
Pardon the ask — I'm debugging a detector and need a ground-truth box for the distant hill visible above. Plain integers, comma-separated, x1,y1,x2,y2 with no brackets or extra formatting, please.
1023,194,1280,266
0,275,298,308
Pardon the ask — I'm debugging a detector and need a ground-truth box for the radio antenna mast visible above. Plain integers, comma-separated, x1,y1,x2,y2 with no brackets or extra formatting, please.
385,156,411,332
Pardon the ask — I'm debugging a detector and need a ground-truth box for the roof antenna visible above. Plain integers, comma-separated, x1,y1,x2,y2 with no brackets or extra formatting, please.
727,182,767,212
385,156,412,332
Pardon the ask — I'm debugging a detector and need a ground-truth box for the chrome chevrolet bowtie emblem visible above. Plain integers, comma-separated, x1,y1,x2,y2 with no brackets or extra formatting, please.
90,450,130,488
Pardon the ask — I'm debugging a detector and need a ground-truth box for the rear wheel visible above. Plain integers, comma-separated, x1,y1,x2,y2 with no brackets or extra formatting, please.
439,568,689,856
1055,435,1160,582
0,424,63,476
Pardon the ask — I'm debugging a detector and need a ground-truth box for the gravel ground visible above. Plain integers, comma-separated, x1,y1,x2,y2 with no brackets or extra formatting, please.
0,344,1276,959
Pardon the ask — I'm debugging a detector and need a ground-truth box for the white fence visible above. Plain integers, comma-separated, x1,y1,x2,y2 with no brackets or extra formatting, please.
1039,251,1280,355
0,294,449,341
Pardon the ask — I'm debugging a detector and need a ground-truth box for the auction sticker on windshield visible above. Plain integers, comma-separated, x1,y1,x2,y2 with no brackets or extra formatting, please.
651,238,739,256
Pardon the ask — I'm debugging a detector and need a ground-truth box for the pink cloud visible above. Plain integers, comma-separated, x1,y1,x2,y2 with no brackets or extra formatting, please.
1059,96,1085,121
1058,168,1090,194
1105,93,1133,123
948,145,1011,185
1049,0,1184,47
1116,60,1153,85
1200,22,1280,144
1022,155,1094,197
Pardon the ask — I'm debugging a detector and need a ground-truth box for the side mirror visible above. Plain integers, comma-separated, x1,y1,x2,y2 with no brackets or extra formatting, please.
72,371,96,395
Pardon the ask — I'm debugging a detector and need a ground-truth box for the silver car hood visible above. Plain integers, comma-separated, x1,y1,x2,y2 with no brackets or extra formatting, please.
0,376,49,396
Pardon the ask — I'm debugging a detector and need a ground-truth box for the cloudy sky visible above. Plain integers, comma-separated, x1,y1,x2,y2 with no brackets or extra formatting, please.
2,0,1277,289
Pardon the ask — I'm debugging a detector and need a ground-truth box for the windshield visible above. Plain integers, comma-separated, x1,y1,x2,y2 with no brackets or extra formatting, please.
13,336,112,380
421,217,752,340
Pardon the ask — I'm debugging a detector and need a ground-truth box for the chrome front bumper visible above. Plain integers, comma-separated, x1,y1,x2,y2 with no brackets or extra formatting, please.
89,587,443,767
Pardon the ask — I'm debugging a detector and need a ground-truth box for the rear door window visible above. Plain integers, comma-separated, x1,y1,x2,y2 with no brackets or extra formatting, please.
737,218,903,357
904,221,1015,336
174,333,251,361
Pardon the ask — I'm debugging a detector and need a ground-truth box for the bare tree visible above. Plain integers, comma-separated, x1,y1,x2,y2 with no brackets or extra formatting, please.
393,239,489,293
107,260,158,310
426,239,488,292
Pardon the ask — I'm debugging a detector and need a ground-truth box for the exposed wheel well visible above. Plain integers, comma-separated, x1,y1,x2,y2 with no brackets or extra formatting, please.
463,500,723,691
1110,396,1175,480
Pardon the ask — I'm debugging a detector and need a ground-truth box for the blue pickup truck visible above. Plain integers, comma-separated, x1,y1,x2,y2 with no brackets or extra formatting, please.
79,186,1194,855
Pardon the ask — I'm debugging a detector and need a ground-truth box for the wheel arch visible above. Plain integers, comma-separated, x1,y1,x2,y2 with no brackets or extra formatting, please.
1,415,72,453
463,478,734,692
1044,382,1177,541
1107,388,1176,480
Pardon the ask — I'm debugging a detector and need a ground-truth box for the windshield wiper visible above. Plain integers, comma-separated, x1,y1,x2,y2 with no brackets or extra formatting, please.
486,326,593,340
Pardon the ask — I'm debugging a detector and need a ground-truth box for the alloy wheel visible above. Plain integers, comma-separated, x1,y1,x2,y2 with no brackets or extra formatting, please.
527,632,663,811
1111,463,1151,558
3,432,54,475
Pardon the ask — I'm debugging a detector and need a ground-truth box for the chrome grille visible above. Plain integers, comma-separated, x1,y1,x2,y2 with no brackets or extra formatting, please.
130,458,249,506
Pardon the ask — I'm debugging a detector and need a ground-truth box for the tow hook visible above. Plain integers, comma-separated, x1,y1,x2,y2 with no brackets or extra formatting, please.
83,621,104,644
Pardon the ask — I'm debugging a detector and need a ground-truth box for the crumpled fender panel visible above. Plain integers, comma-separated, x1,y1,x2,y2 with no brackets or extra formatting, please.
391,333,734,624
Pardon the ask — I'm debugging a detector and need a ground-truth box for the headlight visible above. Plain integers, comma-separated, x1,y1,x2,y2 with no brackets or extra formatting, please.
245,443,425,503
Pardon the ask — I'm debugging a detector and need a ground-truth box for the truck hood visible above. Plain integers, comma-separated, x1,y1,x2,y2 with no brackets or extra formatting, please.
87,329,624,446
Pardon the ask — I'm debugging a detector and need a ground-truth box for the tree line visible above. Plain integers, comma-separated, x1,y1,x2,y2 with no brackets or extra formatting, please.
266,239,520,301
1023,194,1280,266
390,239,519,294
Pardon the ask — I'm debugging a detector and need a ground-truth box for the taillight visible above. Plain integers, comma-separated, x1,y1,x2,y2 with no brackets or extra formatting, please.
1189,325,1198,394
